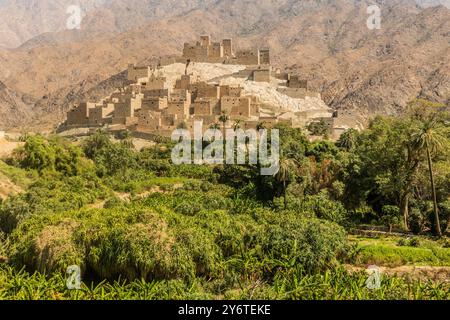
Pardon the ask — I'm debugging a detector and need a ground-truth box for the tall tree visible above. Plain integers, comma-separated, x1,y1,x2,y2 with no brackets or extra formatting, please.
410,100,448,236
256,122,266,131
233,119,242,131
276,157,299,209
344,116,420,230
219,112,229,138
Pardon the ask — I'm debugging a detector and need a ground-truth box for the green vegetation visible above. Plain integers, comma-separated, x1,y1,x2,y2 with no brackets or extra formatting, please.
345,100,450,235
0,99,449,300
0,160,36,188
0,266,447,300
351,236,450,266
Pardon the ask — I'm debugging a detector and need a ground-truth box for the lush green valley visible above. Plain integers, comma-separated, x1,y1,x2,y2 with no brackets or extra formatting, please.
0,100,449,300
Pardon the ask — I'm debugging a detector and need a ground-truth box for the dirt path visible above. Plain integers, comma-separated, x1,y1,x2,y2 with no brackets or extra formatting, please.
0,139,22,158
345,264,450,283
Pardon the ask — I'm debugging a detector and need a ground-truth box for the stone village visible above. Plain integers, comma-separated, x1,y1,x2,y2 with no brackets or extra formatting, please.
64,35,344,139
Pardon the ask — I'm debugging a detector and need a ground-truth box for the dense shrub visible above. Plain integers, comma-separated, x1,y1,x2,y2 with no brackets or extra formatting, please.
0,171,108,234
381,205,401,232
6,189,349,283
12,136,84,176
286,190,348,224
260,216,347,274
0,196,35,234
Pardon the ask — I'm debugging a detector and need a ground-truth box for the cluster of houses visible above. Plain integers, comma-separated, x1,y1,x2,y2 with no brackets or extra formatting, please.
64,35,339,138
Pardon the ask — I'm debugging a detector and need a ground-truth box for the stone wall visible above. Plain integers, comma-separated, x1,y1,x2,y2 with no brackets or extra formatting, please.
142,97,168,112
210,42,223,58
175,75,191,90
223,39,233,57
194,99,213,116
171,89,191,102
235,49,260,65
259,116,278,128
220,85,242,97
127,64,150,82
141,75,167,90
138,110,162,130
190,82,220,99
221,96,252,117
253,69,271,82
142,89,170,98
200,35,210,47
183,35,226,63
114,102,134,121
67,103,89,126
89,104,114,125
167,100,190,119
259,48,270,65
250,96,261,116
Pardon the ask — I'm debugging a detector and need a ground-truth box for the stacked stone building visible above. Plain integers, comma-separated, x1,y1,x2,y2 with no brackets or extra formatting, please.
65,35,337,137
67,67,266,136
182,35,270,66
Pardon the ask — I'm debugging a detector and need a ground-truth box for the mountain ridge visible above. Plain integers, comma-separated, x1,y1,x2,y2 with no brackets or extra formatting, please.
0,0,448,130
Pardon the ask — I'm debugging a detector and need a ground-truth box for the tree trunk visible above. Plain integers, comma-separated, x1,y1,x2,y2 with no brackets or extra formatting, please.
222,123,226,141
446,215,449,234
426,141,442,237
400,192,410,230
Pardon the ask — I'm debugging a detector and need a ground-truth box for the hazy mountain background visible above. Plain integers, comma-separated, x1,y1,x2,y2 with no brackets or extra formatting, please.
0,0,448,130
0,0,218,49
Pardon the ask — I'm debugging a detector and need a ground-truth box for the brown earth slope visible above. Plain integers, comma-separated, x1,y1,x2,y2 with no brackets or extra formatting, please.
0,0,448,130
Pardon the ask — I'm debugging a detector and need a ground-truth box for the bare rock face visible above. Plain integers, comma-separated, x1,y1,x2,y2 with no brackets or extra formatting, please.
0,0,448,130
0,81,33,130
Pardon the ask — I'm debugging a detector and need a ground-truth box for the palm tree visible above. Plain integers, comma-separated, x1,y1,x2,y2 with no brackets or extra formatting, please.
208,123,222,158
219,112,229,137
233,119,243,131
411,113,447,237
256,121,266,131
84,128,112,159
209,122,221,137
276,157,299,209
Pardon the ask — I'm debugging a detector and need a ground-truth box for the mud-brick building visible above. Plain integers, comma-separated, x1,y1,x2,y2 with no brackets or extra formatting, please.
141,97,168,112
89,103,114,125
67,103,91,126
127,64,151,82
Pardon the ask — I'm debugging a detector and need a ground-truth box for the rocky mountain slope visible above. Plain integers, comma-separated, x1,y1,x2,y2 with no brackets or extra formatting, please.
0,0,214,49
0,0,448,130
0,81,32,129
